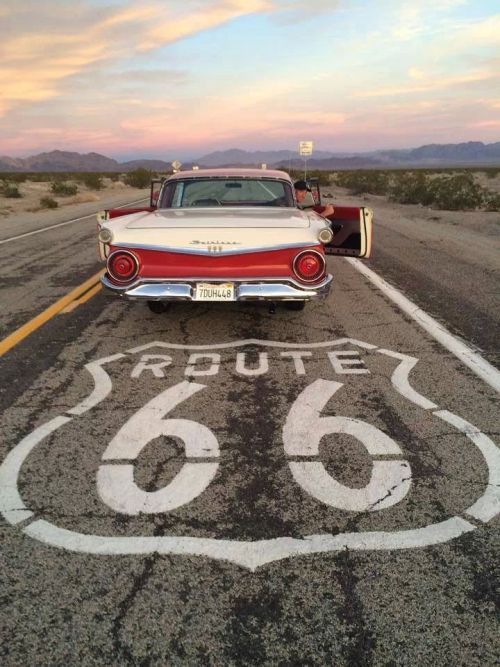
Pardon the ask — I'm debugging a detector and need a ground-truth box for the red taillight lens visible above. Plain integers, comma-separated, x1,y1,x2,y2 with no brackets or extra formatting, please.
108,251,139,282
293,250,325,282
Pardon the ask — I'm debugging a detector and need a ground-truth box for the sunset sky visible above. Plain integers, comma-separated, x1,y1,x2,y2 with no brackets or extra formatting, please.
1,0,499,159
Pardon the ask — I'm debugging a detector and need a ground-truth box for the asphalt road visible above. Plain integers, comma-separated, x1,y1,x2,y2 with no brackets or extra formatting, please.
0,202,499,666
338,190,500,367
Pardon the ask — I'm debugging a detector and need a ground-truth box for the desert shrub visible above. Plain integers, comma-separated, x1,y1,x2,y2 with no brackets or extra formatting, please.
308,170,332,186
482,168,500,179
389,171,484,210
428,173,483,210
124,168,152,188
2,183,22,198
483,191,500,211
6,173,28,183
336,170,390,195
0,172,27,183
51,181,78,196
29,172,53,182
39,196,58,209
389,172,434,205
78,173,104,190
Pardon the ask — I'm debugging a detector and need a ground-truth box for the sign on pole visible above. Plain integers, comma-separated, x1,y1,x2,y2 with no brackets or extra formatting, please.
172,160,182,172
299,141,314,179
299,141,314,157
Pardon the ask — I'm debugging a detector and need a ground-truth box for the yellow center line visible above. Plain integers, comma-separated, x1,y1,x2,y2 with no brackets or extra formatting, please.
60,283,103,313
0,269,105,357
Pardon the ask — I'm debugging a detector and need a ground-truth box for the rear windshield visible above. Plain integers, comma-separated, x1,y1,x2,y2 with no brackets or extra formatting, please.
160,178,294,208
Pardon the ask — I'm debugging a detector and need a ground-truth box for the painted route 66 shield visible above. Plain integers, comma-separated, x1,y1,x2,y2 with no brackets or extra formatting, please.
1,338,498,570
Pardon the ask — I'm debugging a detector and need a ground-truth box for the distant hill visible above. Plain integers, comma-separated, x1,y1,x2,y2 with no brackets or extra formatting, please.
275,156,382,170
197,148,337,167
199,143,500,168
120,158,174,171
0,150,172,173
0,142,499,172
372,141,500,166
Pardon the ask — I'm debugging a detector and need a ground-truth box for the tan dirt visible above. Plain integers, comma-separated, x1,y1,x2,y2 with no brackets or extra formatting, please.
0,177,135,219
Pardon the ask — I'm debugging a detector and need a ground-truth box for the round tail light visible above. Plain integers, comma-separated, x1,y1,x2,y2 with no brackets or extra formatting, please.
107,250,139,283
293,250,326,283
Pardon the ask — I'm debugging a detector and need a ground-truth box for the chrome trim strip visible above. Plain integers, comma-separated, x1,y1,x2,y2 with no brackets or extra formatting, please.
103,273,332,291
114,241,322,256
101,274,332,302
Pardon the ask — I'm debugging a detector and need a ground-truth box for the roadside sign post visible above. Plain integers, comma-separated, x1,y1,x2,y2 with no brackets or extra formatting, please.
171,160,182,173
299,141,314,180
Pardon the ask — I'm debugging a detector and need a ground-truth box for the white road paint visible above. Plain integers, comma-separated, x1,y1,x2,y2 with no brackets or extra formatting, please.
328,351,370,374
23,515,476,571
0,197,149,245
185,353,221,377
283,380,403,456
98,382,219,515
435,410,500,523
1,338,498,569
68,354,125,416
348,257,500,394
130,349,370,378
284,379,411,511
0,416,71,524
131,354,172,378
98,462,219,515
101,382,218,460
280,351,312,375
235,352,269,376
290,461,411,512
128,338,379,354
378,349,437,410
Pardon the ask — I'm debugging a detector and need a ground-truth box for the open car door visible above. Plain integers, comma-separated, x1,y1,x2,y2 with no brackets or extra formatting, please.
306,178,372,258
150,177,165,208
96,177,166,222
316,205,373,258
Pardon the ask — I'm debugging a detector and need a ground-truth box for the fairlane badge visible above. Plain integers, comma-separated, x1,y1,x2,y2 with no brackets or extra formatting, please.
190,240,241,246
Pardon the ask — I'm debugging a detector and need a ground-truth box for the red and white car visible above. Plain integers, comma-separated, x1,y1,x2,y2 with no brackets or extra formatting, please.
97,168,372,312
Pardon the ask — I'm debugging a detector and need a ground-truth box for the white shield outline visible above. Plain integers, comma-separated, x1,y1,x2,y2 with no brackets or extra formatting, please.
1,338,499,571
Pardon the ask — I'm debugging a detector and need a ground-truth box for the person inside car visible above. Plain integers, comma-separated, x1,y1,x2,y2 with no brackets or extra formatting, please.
294,180,334,218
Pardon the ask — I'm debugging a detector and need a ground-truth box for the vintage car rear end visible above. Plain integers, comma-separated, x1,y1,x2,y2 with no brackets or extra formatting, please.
97,169,372,311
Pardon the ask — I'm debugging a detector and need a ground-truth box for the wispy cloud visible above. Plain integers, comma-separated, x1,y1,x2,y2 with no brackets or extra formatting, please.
355,68,499,98
139,0,271,48
0,0,498,155
0,0,272,117
271,0,341,23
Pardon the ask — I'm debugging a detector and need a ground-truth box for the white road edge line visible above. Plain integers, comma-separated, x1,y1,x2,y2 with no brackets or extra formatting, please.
0,197,149,245
347,257,500,394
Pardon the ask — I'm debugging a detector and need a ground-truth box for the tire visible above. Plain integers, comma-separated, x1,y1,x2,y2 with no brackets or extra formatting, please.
285,300,306,311
147,301,168,314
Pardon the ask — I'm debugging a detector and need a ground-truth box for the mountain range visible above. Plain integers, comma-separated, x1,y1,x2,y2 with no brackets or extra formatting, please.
1,142,499,172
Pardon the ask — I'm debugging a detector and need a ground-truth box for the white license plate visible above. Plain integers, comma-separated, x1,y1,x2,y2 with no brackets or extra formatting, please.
195,282,235,301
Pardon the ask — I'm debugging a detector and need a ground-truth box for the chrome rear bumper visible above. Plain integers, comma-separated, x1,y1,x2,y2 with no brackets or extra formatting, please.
101,274,332,301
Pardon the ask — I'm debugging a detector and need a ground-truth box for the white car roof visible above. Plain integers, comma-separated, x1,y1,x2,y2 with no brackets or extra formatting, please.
167,168,293,182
